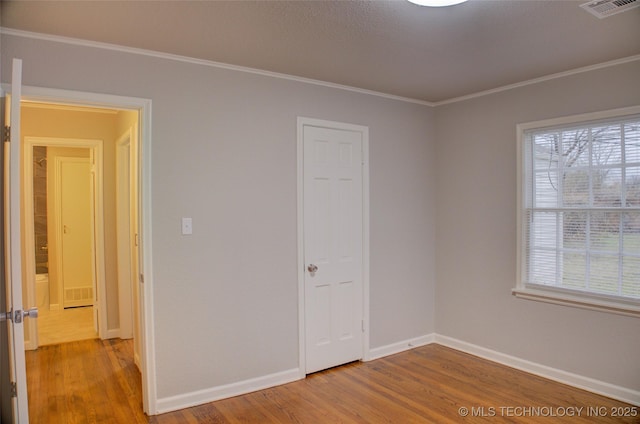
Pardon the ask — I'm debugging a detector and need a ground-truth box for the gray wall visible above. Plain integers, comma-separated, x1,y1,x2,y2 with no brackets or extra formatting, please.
3,30,638,404
434,60,640,391
1,34,436,399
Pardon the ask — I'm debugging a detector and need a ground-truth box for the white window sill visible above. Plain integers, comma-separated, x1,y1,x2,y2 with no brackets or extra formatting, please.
512,286,640,318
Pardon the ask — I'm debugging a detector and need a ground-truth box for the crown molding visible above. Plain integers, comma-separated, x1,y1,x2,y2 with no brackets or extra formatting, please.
2,27,639,108
434,54,640,106
0,27,435,107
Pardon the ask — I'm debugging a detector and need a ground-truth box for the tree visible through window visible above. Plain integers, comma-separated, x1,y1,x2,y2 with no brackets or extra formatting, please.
520,111,640,308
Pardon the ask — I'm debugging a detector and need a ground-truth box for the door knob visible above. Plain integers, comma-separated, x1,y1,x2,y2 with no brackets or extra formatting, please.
307,264,318,273
23,308,39,319
0,308,38,324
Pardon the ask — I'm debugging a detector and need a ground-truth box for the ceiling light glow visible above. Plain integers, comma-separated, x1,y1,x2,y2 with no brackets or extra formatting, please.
407,0,469,6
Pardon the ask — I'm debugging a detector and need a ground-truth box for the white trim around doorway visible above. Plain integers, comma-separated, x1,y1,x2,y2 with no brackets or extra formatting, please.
3,82,157,415
116,129,134,341
22,137,105,347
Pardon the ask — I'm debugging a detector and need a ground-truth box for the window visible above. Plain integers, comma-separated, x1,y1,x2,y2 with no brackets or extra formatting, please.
515,107,640,317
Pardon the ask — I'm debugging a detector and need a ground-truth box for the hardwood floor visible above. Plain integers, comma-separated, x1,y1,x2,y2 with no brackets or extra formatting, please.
26,340,639,423
26,339,142,424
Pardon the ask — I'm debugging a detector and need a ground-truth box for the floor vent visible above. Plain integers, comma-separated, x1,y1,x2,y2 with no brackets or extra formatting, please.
64,287,93,307
580,0,639,18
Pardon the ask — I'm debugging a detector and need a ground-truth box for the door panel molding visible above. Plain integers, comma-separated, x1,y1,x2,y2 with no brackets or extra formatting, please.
297,117,370,376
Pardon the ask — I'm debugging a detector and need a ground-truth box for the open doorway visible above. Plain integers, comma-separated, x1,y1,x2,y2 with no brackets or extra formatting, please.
27,143,98,347
19,100,144,411
20,103,141,350
3,72,154,415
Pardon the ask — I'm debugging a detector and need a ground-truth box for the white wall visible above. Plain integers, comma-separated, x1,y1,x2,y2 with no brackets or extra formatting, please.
434,60,640,392
1,33,437,400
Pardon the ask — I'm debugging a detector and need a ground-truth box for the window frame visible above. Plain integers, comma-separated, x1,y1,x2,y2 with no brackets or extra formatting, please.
515,105,640,318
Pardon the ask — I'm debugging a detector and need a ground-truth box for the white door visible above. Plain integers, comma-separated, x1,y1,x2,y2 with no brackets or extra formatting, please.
302,122,364,374
2,58,31,423
59,157,94,309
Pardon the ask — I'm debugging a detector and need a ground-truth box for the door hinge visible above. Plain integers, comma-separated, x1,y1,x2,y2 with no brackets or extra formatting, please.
139,273,144,283
11,382,17,398
361,320,365,333
3,125,10,143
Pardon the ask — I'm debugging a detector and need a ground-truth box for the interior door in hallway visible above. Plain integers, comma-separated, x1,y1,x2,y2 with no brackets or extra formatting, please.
58,157,94,309
303,123,364,374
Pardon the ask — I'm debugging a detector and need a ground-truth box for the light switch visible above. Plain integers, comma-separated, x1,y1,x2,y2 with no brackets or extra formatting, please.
181,217,193,235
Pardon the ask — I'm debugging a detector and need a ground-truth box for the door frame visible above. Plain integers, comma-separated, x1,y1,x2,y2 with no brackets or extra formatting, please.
116,129,134,341
2,82,157,414
23,137,104,347
296,117,371,377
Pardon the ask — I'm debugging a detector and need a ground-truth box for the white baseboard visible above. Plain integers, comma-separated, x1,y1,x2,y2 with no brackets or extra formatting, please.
156,368,301,414
434,334,640,406
104,328,120,339
367,333,435,361
152,333,638,414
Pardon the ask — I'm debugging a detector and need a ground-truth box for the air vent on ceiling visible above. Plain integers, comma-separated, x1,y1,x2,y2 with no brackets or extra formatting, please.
580,0,639,18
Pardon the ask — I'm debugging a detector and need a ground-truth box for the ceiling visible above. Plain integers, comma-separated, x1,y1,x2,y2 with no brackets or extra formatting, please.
2,0,639,103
